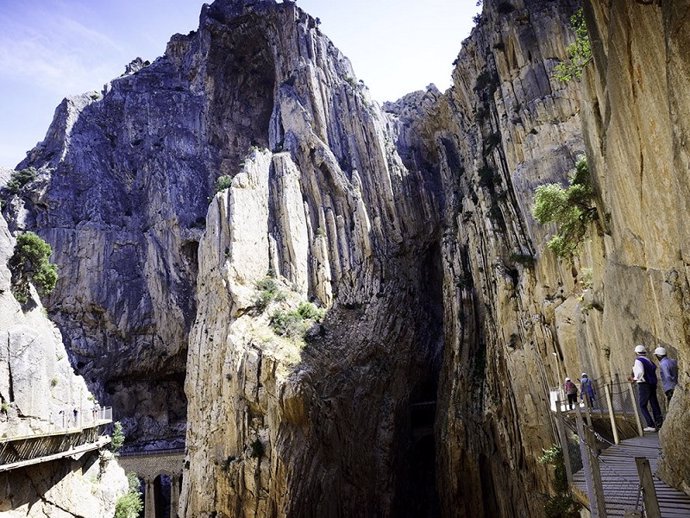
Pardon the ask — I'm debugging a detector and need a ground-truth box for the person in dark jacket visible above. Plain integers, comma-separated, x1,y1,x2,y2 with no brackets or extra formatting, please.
564,377,578,410
654,346,678,402
630,345,662,432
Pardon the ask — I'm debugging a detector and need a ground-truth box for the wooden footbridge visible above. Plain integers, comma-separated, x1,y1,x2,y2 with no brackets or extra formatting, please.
572,433,690,517
552,377,690,517
0,407,112,472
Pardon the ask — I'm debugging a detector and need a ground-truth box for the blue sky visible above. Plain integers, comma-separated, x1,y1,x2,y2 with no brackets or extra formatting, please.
0,0,479,168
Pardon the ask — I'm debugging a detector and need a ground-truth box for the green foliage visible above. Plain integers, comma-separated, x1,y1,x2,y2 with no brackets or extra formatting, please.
50,377,58,388
254,277,286,311
269,302,325,338
114,473,143,518
8,232,58,303
250,439,265,459
538,445,581,517
553,9,592,82
5,168,37,195
215,175,233,193
1,402,8,414
532,156,594,258
111,421,125,453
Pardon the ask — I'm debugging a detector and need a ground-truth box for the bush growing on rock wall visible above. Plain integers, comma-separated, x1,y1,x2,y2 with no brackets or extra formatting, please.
214,175,232,193
8,231,58,304
532,155,595,258
5,167,37,195
538,445,581,517
269,302,325,338
111,421,125,453
553,8,591,82
114,473,143,518
254,277,286,311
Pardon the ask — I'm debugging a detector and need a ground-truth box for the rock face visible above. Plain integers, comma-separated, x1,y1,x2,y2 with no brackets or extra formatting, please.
0,451,126,518
9,0,690,516
0,213,94,436
580,0,690,494
394,1,587,516
0,210,127,516
179,2,443,516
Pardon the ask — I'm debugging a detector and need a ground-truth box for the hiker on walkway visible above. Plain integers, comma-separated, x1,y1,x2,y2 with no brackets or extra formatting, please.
564,377,578,409
579,373,596,408
654,346,678,403
629,345,662,432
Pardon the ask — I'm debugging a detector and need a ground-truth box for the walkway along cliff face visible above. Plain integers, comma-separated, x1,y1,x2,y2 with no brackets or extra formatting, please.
579,0,690,494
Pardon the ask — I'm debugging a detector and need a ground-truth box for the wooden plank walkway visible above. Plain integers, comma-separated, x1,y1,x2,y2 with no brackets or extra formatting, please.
572,432,690,517
0,436,110,473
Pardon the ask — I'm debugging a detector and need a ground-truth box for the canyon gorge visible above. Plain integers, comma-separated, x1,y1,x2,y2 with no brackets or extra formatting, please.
1,0,689,516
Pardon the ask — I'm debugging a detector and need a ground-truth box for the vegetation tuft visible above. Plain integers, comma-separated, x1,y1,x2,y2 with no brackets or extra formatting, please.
538,445,581,517
215,175,233,193
269,302,325,338
254,277,286,311
5,167,37,195
8,232,58,304
532,156,595,258
114,473,143,518
553,9,592,82
111,421,125,453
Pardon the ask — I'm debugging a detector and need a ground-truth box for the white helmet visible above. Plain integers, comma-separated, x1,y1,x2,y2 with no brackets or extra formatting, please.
654,346,667,356
634,344,647,354
565,377,571,382
581,373,588,378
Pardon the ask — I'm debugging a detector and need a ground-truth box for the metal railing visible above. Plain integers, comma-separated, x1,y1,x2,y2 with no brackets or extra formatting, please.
53,405,113,430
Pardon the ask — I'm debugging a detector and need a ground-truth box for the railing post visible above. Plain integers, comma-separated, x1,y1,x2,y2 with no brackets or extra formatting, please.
555,399,574,485
604,384,620,444
635,457,661,518
627,381,644,437
575,406,599,517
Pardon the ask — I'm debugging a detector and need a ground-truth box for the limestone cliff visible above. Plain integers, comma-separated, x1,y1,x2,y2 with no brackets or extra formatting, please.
397,0,587,515
580,0,690,494
0,209,127,516
179,2,443,516
10,0,690,516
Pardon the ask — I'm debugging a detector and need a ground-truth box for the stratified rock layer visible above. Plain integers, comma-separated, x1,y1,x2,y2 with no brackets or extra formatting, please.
581,0,690,494
179,2,443,516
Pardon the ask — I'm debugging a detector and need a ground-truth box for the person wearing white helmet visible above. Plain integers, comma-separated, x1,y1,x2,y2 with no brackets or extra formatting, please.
654,346,678,402
579,373,596,408
630,344,662,432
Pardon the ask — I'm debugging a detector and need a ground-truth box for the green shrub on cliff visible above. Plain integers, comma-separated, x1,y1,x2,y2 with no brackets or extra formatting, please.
215,175,232,193
111,421,125,453
8,232,58,304
5,167,37,195
114,473,143,518
532,156,595,258
553,8,591,82
270,302,325,338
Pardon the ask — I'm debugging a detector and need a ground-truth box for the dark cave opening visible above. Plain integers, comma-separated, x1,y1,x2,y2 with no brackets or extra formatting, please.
396,241,445,518
206,16,276,176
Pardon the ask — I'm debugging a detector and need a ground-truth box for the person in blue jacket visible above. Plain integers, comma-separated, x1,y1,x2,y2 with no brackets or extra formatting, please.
579,373,596,408
654,346,678,403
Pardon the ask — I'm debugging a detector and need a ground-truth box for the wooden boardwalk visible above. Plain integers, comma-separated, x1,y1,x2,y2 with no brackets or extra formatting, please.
572,432,690,517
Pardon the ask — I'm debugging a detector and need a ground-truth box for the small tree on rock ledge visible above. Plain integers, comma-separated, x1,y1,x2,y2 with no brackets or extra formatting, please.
8,232,58,304
532,156,595,259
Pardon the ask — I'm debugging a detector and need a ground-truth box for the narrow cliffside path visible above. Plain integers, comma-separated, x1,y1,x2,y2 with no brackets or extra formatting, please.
572,433,690,517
